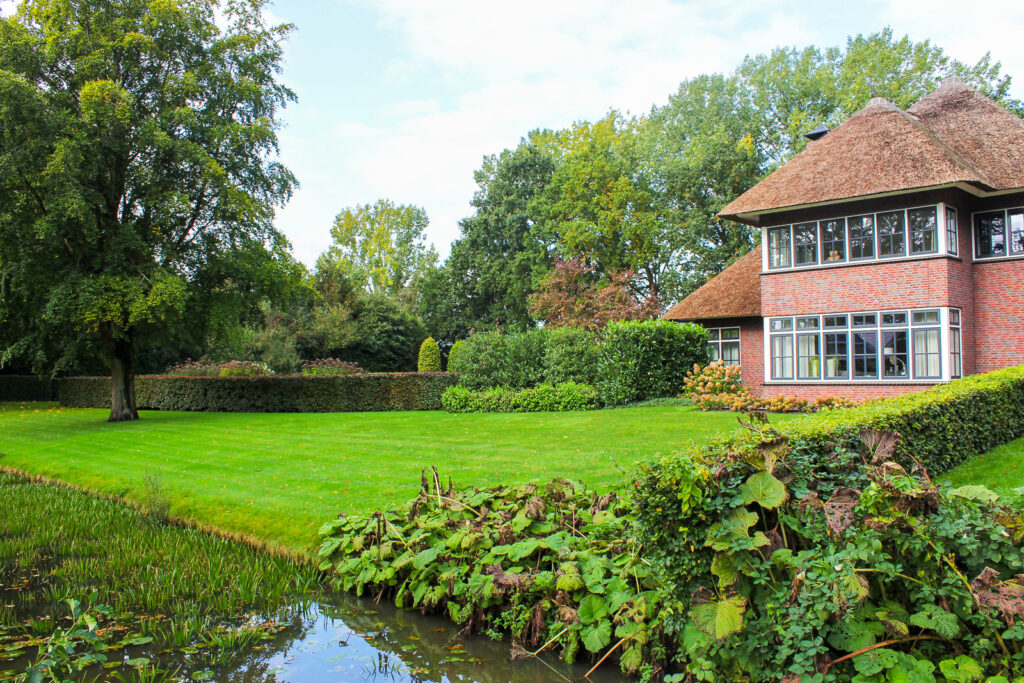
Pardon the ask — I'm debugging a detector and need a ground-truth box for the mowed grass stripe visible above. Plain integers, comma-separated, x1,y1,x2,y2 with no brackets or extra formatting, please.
0,403,797,554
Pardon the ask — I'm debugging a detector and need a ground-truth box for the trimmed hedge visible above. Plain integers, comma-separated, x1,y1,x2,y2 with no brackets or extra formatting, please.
440,382,600,413
447,329,548,390
0,376,58,402
58,373,460,413
596,320,710,405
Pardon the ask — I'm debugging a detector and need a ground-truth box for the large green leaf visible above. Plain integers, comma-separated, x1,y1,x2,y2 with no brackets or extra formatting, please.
909,604,960,638
741,471,789,510
948,485,999,504
577,595,609,624
711,553,738,587
689,595,746,640
580,620,612,653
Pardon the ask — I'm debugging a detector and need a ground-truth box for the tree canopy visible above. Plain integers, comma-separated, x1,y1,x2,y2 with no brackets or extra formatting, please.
0,0,297,420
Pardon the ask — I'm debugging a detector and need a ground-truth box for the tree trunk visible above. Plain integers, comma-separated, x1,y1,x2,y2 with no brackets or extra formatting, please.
109,338,139,422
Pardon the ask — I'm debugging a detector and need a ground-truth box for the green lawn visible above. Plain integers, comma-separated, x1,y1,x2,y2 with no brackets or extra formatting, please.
0,402,796,555
941,435,1024,501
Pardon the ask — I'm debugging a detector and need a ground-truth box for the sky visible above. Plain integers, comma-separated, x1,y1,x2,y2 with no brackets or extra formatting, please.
3,0,1024,265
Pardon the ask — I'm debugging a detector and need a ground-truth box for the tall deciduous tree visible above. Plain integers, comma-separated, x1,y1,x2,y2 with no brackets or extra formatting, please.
319,199,438,298
528,258,659,330
0,0,296,421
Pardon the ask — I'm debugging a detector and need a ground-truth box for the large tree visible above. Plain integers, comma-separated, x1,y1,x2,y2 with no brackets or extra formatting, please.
318,199,438,299
0,0,296,421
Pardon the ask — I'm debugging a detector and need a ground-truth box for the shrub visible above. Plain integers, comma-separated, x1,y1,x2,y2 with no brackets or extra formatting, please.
542,326,600,385
441,382,600,413
447,329,547,390
58,373,459,412
300,358,366,376
682,361,744,397
446,339,467,372
596,320,710,405
417,337,442,372
216,360,274,377
165,359,273,377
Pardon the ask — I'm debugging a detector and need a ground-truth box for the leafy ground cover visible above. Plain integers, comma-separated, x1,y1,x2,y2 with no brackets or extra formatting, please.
0,402,797,555
942,435,1024,504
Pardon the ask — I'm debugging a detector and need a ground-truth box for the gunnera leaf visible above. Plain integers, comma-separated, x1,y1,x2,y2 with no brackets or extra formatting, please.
948,485,999,504
580,620,612,653
740,471,789,510
689,595,746,640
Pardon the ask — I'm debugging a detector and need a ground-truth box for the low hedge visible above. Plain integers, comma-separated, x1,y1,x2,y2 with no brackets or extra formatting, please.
0,376,58,402
58,373,460,412
440,382,600,413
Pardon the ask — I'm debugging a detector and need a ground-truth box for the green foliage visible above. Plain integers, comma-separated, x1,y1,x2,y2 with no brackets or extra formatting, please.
333,295,427,373
596,320,710,405
299,359,365,376
165,360,274,377
446,340,467,374
447,329,547,390
417,337,442,373
0,376,56,401
318,199,438,297
542,327,600,385
57,374,459,413
440,383,600,413
632,371,1024,679
317,474,677,677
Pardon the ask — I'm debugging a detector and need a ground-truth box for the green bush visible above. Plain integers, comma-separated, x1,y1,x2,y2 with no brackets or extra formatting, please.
0,376,57,401
417,337,442,372
542,327,600,385
300,358,365,376
596,320,710,405
58,373,459,412
446,339,467,372
447,329,547,390
441,382,600,413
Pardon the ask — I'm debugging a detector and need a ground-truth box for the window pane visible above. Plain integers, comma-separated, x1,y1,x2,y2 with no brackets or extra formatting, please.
768,227,792,268
949,309,960,326
770,318,793,331
794,222,818,265
975,211,1006,258
849,215,875,259
908,207,938,254
796,316,820,329
852,314,877,327
720,341,740,366
912,310,939,325
853,331,878,379
881,312,908,326
709,343,720,362
771,335,794,380
913,329,941,379
946,207,958,256
720,328,740,340
882,330,909,378
797,334,821,379
824,333,849,379
707,328,720,341
824,315,848,328
821,218,846,262
878,211,906,257
1010,209,1024,255
950,328,962,379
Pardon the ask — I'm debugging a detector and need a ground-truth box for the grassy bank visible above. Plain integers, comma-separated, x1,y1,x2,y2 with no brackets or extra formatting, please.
0,402,798,554
0,472,321,681
942,434,1024,502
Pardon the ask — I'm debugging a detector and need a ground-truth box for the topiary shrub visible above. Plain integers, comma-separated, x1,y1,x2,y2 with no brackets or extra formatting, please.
542,326,600,385
417,337,442,372
596,320,710,405
440,382,600,413
446,339,467,373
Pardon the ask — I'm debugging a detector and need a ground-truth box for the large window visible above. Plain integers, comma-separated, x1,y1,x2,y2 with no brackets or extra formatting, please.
794,222,818,266
768,227,791,269
707,327,741,366
849,215,875,260
768,308,957,383
1011,209,1024,255
877,210,906,257
821,218,846,262
975,210,1008,258
908,207,938,254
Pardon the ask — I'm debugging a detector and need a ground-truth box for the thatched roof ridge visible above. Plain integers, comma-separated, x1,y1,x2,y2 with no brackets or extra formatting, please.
662,248,761,321
719,80,1023,222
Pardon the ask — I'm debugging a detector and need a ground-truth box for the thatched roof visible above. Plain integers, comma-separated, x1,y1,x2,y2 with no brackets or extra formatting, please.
662,249,761,321
720,80,1024,222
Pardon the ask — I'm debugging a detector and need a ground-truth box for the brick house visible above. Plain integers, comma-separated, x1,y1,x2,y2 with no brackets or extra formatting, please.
663,79,1024,400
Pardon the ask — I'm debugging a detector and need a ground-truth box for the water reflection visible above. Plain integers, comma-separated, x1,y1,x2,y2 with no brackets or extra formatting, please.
219,594,622,683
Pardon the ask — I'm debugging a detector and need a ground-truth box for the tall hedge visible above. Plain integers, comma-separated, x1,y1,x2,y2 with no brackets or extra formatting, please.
446,330,547,390
58,373,459,413
596,320,709,405
542,326,600,385
0,376,58,402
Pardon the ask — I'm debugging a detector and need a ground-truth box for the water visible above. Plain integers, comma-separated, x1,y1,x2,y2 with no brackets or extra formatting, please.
216,594,623,682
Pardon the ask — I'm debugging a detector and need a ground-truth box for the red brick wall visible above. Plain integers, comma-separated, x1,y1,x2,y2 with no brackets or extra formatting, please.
758,383,933,401
973,259,1024,372
701,317,764,389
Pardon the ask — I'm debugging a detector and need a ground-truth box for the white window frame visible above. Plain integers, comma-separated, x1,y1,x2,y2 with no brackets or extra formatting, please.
706,326,741,366
764,307,959,384
971,206,1024,261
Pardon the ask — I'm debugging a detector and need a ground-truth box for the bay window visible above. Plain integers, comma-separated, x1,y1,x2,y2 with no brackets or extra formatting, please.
950,309,962,379
946,207,958,256
975,210,1007,258
908,207,938,254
